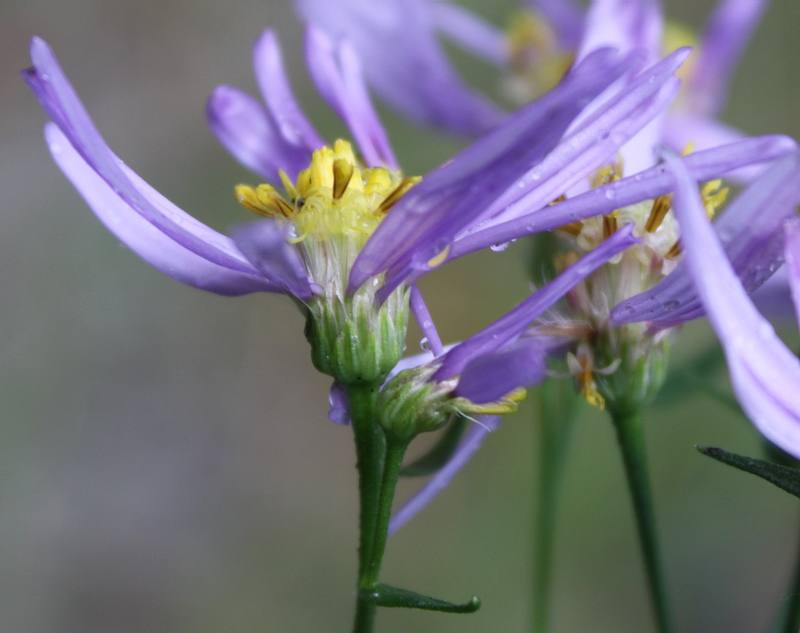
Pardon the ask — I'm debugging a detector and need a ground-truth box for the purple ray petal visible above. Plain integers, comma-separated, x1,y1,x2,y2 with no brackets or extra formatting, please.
26,37,261,273
454,339,547,404
46,125,277,296
666,152,800,459
530,0,585,48
305,25,397,169
410,285,444,357
328,381,351,425
389,415,501,534
207,85,312,183
577,0,662,63
253,30,325,153
784,219,800,329
689,0,769,116
611,150,800,327
436,224,639,381
450,135,796,261
350,47,636,295
431,2,507,66
231,219,316,300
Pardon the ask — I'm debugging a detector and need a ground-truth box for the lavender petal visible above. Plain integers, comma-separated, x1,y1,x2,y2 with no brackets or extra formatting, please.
25,37,258,273
666,152,800,459
784,218,800,329
431,2,507,66
611,150,800,327
47,125,277,296
454,340,547,404
231,220,316,301
388,416,501,534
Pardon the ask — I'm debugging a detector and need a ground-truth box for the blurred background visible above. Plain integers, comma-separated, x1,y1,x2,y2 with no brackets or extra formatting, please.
2,0,800,631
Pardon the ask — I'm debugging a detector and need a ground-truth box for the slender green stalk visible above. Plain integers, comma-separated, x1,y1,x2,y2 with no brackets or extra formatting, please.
532,379,578,633
347,382,386,633
362,438,409,587
769,520,800,633
610,406,673,633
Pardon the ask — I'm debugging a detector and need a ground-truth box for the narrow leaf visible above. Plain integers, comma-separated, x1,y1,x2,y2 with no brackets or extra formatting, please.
698,446,800,498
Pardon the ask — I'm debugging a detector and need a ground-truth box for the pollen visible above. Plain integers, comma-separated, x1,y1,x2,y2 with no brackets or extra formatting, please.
235,139,421,246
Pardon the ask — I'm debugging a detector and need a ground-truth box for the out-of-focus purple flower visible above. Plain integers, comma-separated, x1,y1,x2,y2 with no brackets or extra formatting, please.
294,0,505,136
658,151,800,459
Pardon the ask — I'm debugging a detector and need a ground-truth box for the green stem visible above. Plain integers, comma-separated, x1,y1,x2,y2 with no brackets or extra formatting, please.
769,520,800,633
362,438,409,587
609,407,673,633
347,382,387,633
532,379,578,633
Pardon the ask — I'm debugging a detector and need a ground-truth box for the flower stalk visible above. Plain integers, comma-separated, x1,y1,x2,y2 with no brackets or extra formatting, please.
610,405,673,633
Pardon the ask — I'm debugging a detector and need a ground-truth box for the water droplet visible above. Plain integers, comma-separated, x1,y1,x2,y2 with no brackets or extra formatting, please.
420,337,431,352
530,171,541,181
604,190,617,200
490,242,510,252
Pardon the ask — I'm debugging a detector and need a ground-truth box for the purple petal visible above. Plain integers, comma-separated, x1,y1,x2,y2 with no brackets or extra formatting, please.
784,219,800,329
435,224,639,381
451,135,797,261
328,382,351,425
410,285,444,357
689,0,769,116
388,416,501,534
253,30,325,154
231,220,316,300
305,25,397,169
207,85,312,183
665,152,800,459
454,339,546,404
295,0,504,136
350,47,637,295
25,37,258,273
752,266,796,322
46,125,277,296
431,2,507,66
611,149,800,328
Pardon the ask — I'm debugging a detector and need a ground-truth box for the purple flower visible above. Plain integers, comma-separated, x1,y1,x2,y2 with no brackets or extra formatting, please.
656,150,800,459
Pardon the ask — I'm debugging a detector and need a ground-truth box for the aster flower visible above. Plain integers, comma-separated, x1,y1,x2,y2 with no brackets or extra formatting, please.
658,150,800,459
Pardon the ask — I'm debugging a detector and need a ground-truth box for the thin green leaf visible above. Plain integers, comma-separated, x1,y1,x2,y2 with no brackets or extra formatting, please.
360,583,480,613
400,415,468,477
698,446,800,498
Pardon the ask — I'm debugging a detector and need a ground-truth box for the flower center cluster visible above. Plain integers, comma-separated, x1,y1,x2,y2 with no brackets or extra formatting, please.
236,139,419,250
547,157,728,411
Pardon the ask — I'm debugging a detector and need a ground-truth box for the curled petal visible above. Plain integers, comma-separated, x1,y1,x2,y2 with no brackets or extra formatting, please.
207,85,312,183
389,416,501,534
612,150,800,328
231,220,316,300
455,340,546,404
666,153,800,459
328,382,351,425
46,125,276,296
25,37,255,272
305,25,397,169
252,30,325,153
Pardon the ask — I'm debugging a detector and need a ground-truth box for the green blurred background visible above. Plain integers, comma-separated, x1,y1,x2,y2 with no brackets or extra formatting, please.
2,0,800,631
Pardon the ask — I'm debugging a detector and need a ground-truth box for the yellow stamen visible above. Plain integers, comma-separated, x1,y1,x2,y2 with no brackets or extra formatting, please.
332,158,354,200
235,184,294,217
558,221,583,236
379,177,422,214
603,212,619,240
701,179,728,219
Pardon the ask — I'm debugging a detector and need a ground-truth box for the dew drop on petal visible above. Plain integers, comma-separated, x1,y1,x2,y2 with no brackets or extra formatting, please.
420,337,431,352
604,190,617,201
490,242,510,252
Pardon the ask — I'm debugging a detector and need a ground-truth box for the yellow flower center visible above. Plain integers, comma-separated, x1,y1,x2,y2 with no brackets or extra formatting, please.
235,139,420,250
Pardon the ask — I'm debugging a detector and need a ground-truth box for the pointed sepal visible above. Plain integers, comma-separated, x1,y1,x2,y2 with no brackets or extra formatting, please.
359,583,480,613
698,446,800,499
